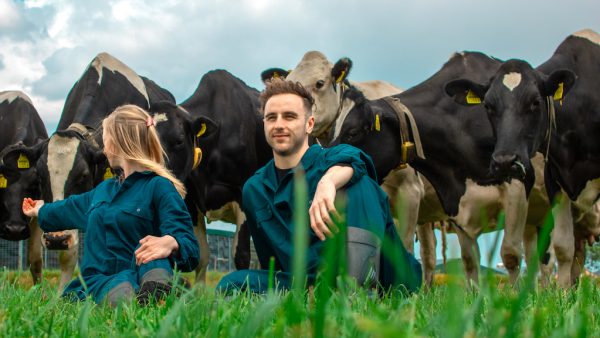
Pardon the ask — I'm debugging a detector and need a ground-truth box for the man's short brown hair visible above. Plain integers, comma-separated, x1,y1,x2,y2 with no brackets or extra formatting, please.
260,78,314,116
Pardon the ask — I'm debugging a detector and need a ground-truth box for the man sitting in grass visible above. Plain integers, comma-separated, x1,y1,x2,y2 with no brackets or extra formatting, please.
217,79,421,293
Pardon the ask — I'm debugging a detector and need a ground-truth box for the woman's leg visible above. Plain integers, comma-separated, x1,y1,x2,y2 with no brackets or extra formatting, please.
137,258,174,304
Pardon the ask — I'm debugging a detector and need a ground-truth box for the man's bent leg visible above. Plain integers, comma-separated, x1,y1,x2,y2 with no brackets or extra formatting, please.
344,177,422,293
216,269,295,294
347,227,381,287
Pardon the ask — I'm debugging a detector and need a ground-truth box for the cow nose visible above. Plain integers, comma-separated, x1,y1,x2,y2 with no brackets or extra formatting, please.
490,153,517,175
43,233,72,250
0,223,31,241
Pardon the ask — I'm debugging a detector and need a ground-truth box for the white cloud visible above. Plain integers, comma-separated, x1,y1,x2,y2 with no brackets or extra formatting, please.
0,0,20,28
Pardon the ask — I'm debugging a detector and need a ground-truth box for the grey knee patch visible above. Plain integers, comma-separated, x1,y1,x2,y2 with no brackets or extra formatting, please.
347,227,381,287
105,281,134,307
141,268,172,285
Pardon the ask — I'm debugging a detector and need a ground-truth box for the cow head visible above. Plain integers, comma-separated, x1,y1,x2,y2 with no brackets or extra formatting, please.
330,90,399,183
149,101,218,180
1,127,107,249
445,59,576,182
0,144,43,240
265,51,352,139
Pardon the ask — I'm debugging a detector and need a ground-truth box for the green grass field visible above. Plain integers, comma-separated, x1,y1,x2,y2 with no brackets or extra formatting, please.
0,268,598,337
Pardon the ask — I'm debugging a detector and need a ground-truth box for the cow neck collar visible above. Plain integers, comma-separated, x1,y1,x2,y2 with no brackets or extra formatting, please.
543,96,557,161
66,123,98,147
314,81,348,145
381,97,426,170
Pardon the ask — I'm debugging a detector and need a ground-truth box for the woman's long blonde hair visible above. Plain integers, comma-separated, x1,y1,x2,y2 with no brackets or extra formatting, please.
102,104,186,197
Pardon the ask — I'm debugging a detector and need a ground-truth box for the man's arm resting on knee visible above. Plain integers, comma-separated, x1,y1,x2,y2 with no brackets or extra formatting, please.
309,165,353,241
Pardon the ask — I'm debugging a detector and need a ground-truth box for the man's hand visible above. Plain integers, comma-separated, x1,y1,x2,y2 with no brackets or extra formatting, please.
309,177,340,240
22,198,44,218
309,165,354,241
135,235,179,265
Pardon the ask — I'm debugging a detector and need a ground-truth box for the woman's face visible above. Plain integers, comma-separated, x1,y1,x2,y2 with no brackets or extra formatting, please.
102,131,120,168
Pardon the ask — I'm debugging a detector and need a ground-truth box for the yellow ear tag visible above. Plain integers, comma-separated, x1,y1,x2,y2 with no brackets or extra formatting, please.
193,147,203,170
273,72,279,79
17,154,30,169
0,174,7,189
466,90,481,104
336,70,346,84
554,82,564,102
375,114,381,132
103,167,114,181
197,123,207,138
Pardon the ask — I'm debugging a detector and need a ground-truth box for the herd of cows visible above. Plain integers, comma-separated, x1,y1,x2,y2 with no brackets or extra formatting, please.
0,28,599,292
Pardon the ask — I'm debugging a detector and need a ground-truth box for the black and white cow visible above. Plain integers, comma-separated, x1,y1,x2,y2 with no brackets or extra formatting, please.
1,53,212,291
330,51,556,285
178,69,271,280
445,29,600,287
0,91,47,283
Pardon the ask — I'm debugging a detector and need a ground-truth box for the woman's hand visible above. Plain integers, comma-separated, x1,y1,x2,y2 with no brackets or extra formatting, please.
135,235,179,265
22,198,44,218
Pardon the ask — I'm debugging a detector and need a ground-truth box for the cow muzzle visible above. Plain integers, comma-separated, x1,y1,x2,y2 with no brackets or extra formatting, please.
490,153,526,181
43,231,74,250
0,222,31,241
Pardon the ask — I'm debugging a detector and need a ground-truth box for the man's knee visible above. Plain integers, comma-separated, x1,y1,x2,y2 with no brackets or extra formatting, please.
347,227,381,287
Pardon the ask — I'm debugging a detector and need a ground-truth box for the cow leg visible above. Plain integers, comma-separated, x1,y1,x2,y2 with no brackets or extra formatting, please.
381,169,423,254
524,223,554,287
57,246,78,292
522,223,537,268
194,214,210,284
234,221,251,269
454,226,480,286
230,203,251,270
27,219,43,284
501,181,528,284
552,194,575,288
571,236,586,285
417,222,436,288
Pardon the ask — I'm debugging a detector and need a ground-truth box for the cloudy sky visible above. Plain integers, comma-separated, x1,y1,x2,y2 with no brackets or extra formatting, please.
2,0,599,132
2,0,597,265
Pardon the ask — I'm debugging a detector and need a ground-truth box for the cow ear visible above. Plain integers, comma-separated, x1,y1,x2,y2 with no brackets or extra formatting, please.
445,79,488,106
332,57,353,84
148,100,177,113
543,69,576,102
192,116,218,140
261,68,289,84
0,142,45,171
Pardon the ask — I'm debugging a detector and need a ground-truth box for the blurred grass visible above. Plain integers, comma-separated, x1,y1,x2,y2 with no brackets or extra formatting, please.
1,270,600,337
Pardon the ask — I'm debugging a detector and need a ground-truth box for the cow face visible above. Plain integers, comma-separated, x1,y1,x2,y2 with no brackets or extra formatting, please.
445,60,575,182
150,101,218,180
277,51,351,138
0,160,40,240
331,92,400,183
1,130,106,249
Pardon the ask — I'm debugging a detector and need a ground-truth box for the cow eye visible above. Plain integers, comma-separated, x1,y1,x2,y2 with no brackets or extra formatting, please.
530,99,541,112
344,129,359,142
315,80,325,89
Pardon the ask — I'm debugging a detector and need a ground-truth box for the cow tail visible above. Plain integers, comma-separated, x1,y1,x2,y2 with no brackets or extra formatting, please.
441,222,448,272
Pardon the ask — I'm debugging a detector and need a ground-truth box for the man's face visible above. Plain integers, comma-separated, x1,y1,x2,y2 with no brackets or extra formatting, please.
263,93,315,158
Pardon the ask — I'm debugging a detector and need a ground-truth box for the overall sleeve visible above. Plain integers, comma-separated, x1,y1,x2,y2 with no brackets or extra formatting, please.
322,144,378,184
153,179,199,272
37,190,94,232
